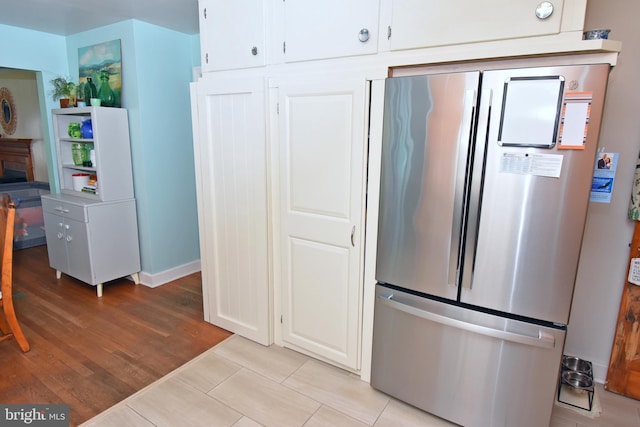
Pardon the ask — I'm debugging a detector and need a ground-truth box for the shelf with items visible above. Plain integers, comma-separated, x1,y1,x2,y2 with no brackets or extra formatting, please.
52,107,133,202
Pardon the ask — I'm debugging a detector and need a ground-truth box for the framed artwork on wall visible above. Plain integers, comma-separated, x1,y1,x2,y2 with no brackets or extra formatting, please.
78,39,122,108
0,87,17,135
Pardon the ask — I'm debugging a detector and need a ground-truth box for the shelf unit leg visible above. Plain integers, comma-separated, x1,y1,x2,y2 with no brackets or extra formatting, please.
131,272,140,285
56,270,62,279
96,283,103,298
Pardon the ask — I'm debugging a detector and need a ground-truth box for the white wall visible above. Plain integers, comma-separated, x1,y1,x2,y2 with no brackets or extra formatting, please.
564,0,640,383
0,72,47,182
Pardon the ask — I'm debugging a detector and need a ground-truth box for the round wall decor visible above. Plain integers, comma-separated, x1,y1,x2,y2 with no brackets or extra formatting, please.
0,87,17,135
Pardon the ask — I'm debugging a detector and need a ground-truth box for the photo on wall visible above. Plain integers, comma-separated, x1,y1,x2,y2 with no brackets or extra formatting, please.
78,39,122,108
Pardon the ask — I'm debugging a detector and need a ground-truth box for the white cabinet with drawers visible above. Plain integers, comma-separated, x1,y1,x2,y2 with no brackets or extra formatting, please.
42,195,140,297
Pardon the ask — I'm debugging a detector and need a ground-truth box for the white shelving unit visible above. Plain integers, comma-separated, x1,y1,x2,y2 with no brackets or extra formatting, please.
42,107,140,297
51,106,134,201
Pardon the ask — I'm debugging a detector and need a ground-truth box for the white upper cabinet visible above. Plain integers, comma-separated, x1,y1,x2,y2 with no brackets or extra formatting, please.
282,0,379,63
198,0,595,69
199,0,267,72
382,0,568,51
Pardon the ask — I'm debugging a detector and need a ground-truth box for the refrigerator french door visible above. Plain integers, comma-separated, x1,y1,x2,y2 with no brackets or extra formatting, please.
371,64,609,427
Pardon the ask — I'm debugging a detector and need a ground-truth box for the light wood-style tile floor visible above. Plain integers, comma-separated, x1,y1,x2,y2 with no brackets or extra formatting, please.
81,335,640,427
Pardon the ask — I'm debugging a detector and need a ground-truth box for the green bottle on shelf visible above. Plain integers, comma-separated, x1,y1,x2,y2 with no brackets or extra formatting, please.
98,70,115,107
84,77,97,104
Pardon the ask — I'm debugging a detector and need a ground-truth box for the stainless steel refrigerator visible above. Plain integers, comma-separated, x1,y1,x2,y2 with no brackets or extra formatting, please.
371,63,610,427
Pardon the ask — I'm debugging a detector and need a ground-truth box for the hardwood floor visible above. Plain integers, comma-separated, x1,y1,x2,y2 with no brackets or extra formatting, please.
0,244,231,427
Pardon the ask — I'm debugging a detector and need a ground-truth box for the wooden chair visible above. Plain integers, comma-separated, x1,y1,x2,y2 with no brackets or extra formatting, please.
0,194,30,352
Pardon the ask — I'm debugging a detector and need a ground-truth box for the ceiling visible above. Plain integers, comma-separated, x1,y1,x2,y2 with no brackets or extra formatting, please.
0,0,200,36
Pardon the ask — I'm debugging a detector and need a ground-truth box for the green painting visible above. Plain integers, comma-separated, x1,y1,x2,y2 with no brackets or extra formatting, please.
78,39,122,108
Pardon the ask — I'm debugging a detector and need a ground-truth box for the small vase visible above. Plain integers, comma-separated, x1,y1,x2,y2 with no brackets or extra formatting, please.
72,143,85,166
84,77,97,105
80,119,93,139
98,71,115,107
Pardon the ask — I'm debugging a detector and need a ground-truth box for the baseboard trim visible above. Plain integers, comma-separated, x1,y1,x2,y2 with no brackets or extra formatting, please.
136,260,201,288
592,361,608,385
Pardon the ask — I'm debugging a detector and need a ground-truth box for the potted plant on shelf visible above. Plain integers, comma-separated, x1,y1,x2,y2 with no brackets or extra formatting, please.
49,77,77,108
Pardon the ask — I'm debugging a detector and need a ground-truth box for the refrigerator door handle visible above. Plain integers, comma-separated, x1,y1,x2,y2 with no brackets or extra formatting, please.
449,89,477,285
378,294,556,349
461,88,493,290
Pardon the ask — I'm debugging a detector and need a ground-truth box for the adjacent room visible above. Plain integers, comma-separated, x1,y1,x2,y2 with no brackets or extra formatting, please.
1,0,640,426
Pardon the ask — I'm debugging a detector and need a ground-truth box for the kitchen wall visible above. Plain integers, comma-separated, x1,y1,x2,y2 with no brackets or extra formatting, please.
566,0,640,383
64,21,201,282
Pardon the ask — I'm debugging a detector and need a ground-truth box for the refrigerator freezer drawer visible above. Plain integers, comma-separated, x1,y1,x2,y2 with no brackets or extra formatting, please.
371,284,565,427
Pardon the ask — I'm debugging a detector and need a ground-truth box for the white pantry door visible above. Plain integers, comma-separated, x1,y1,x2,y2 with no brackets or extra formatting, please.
193,76,270,345
277,75,368,370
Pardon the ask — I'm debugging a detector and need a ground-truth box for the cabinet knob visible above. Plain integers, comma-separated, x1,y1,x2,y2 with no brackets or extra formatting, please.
57,232,64,239
251,46,258,56
64,224,70,230
66,235,73,242
535,1,554,19
358,28,370,43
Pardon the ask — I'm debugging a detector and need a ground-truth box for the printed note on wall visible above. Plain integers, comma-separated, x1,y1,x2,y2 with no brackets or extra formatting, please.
590,151,618,203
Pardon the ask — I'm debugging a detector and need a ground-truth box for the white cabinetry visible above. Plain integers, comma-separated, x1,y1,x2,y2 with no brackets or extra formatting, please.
191,76,270,345
199,0,266,72
43,107,140,297
192,0,613,377
282,0,379,62
383,0,571,51
275,73,368,370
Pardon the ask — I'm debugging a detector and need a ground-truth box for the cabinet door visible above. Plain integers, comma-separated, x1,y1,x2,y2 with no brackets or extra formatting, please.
199,0,266,72
42,211,92,284
283,0,379,62
193,76,270,345
277,74,368,370
43,211,69,273
64,217,92,284
386,0,565,51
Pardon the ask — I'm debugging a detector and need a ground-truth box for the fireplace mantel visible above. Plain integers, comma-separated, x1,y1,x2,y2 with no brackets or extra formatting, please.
0,138,34,181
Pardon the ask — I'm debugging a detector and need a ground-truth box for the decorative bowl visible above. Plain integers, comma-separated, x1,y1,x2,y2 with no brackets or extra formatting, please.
583,29,610,40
